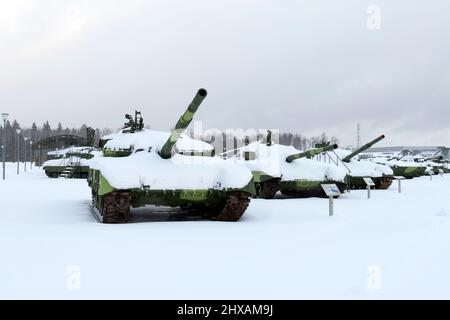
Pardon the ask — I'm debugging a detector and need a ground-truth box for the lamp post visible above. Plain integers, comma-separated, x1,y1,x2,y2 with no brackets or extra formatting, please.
1,113,8,180
16,128,20,175
24,137,28,172
30,141,33,170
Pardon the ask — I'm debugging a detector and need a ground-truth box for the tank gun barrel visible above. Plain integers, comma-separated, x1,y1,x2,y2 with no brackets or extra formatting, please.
285,144,338,163
159,88,208,159
342,134,385,163
424,155,443,162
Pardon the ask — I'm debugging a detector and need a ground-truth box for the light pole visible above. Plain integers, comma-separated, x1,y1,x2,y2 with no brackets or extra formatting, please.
30,141,33,170
24,137,28,172
16,128,20,175
1,113,8,180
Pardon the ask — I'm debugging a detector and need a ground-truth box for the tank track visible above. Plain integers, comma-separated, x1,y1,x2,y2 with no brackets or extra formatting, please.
45,171,59,178
207,192,251,221
255,179,280,199
280,189,322,198
95,191,131,223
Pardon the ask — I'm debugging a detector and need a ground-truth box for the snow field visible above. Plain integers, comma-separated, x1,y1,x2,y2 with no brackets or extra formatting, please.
1,163,449,299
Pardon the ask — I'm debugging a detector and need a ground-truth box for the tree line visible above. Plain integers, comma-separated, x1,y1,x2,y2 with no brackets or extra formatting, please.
1,119,339,162
187,128,339,155
0,119,112,162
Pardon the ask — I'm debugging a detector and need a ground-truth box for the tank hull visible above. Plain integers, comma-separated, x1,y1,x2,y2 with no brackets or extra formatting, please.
279,179,347,198
44,165,90,179
345,176,393,190
88,169,254,223
391,166,427,179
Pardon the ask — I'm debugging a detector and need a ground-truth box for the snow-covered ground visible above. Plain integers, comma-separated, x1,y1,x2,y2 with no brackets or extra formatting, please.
1,162,450,299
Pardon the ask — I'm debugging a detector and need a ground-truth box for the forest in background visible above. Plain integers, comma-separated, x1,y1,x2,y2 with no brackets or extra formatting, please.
0,119,339,162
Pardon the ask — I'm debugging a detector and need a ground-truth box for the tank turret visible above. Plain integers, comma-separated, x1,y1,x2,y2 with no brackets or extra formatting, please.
342,135,385,163
285,144,338,163
159,89,208,159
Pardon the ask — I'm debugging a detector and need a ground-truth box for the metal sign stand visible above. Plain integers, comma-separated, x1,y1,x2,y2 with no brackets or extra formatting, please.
329,196,334,216
363,177,375,199
394,176,405,193
321,184,341,217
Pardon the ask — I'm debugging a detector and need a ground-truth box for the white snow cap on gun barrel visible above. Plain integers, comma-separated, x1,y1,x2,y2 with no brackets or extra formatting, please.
158,88,208,159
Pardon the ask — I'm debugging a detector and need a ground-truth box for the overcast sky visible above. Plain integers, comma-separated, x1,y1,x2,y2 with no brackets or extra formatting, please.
1,0,449,147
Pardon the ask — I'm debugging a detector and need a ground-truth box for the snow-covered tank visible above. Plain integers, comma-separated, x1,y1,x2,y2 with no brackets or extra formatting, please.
231,142,347,198
419,155,444,175
375,151,427,179
88,89,255,223
338,135,394,189
443,162,450,174
43,147,100,178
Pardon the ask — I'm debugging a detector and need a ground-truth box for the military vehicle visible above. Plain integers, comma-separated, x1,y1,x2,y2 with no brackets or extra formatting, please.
429,147,449,173
338,135,394,189
419,155,444,175
88,89,255,223
444,163,450,174
375,150,428,179
43,147,99,178
231,140,347,199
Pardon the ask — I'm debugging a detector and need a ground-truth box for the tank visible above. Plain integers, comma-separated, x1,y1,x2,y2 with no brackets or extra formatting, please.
339,135,394,189
375,151,428,179
420,155,444,175
88,89,255,223
43,146,99,178
231,141,347,199
444,162,450,174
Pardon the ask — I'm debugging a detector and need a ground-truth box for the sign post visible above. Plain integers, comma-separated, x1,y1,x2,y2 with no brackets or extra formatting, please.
363,177,375,199
429,171,433,181
394,176,405,193
329,195,333,216
321,184,341,217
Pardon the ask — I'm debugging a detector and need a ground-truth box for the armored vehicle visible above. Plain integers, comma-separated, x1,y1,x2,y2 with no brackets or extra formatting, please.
43,147,99,178
88,89,255,223
232,141,347,199
338,135,394,189
418,155,444,175
376,151,427,179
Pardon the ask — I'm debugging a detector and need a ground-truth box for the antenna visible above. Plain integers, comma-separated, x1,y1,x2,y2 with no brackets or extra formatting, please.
356,123,361,149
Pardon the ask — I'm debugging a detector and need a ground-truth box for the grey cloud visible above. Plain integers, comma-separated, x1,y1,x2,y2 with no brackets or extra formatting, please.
0,0,449,147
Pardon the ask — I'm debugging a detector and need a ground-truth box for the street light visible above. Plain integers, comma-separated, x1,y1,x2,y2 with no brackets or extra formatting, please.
1,113,8,180
30,141,33,170
24,137,28,173
16,128,20,175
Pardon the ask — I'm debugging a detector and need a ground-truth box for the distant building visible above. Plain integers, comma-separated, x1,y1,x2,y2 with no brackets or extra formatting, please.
365,146,449,160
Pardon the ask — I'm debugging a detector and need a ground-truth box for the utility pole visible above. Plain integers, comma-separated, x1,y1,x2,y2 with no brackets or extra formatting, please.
356,123,361,149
